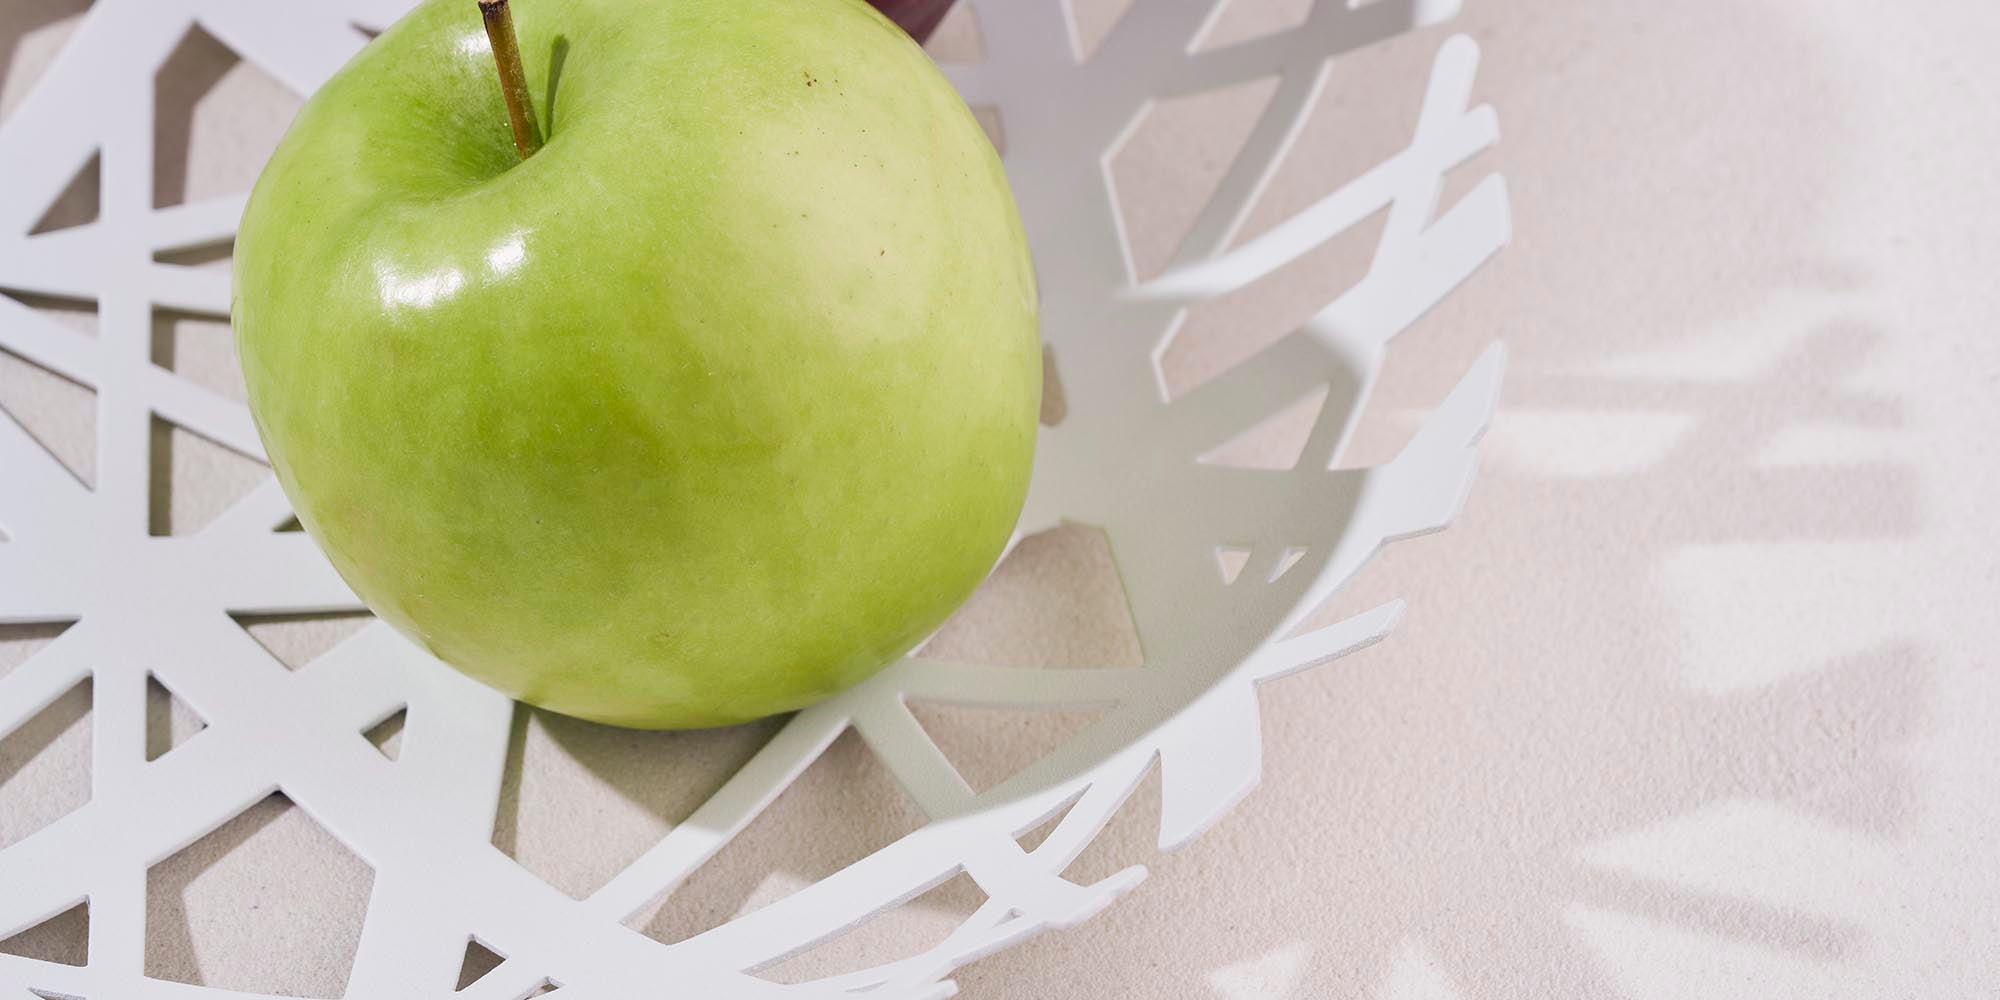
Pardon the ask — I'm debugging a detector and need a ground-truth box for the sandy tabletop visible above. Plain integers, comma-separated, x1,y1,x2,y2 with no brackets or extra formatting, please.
3,0,1999,997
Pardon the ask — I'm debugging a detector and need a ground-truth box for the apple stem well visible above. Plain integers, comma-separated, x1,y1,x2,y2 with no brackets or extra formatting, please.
479,0,544,159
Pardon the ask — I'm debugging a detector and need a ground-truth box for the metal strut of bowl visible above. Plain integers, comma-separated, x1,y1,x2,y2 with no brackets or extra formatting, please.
0,1,1508,996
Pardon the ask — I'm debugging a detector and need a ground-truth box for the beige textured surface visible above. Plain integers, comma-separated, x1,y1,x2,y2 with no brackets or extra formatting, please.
5,0,2000,996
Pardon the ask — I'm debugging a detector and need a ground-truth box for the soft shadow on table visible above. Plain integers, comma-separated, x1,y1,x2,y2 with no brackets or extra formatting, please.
967,311,1927,996
954,1,1930,997
0,1,1938,997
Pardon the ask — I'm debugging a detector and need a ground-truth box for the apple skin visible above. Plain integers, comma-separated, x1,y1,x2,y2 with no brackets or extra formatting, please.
233,0,1040,728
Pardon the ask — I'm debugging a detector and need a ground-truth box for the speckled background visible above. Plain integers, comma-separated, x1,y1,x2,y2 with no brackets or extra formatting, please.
3,1,1998,997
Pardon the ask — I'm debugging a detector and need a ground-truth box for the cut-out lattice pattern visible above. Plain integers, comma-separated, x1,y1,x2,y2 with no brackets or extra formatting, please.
0,0,1508,996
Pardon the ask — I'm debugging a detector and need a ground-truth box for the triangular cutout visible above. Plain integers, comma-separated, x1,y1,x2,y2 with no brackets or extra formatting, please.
1214,544,1307,588
276,515,304,532
152,307,246,404
525,979,560,997
363,707,406,761
455,936,506,991
0,344,96,488
155,25,302,210
970,104,1006,156
0,620,76,681
146,672,207,762
0,1,92,132
1270,545,1307,583
908,702,1106,795
497,706,783,902
1196,385,1328,470
923,0,983,61
1107,74,1283,280
630,729,928,946
1215,544,1251,586
149,417,268,537
27,150,99,236
0,674,91,853
1016,790,1085,855
230,612,373,671
1068,0,1137,62
146,793,374,994
154,240,234,270
1061,764,1162,886
1038,344,1066,426
1160,204,1388,402
918,524,1143,669
0,900,88,967
0,290,96,338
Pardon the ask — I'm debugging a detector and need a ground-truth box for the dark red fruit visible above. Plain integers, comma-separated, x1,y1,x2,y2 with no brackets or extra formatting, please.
868,0,955,43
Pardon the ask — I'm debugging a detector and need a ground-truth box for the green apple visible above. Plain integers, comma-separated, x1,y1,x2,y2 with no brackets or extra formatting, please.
233,0,1040,728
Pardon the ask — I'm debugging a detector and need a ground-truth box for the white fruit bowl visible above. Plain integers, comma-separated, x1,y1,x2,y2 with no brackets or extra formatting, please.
0,1,1507,997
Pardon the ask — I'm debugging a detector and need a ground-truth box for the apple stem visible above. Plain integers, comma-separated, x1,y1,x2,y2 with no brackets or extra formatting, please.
479,0,544,159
